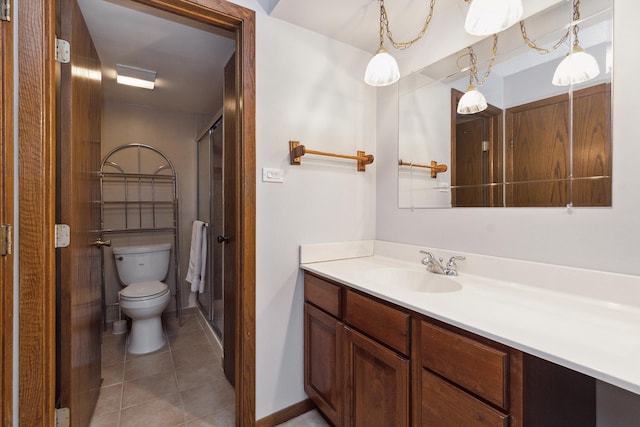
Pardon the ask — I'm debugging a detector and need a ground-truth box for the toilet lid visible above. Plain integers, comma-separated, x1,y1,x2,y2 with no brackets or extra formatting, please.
120,281,169,299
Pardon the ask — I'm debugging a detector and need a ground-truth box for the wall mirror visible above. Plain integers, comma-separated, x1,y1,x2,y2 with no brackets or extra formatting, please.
398,0,612,208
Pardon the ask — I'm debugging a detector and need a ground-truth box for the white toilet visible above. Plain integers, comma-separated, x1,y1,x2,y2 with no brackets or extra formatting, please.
112,243,172,354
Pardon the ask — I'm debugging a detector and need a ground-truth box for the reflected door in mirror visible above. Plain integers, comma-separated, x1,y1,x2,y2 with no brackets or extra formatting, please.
505,83,611,207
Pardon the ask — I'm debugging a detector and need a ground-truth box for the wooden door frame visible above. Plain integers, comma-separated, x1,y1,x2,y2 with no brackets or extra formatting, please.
1,6,14,425
18,0,256,425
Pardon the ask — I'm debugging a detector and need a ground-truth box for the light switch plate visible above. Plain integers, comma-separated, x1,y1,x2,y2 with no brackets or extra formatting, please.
262,168,284,183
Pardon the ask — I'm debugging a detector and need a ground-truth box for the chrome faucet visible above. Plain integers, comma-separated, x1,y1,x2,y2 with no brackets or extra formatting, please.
420,251,465,276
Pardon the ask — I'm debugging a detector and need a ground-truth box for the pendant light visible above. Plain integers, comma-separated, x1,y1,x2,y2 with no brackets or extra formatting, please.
458,82,488,114
464,0,523,36
551,1,599,86
364,10,400,88
457,35,497,115
364,45,400,86
552,45,600,86
365,0,436,87
520,0,599,86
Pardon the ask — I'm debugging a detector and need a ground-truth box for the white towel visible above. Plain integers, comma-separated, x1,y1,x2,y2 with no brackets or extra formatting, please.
186,220,207,293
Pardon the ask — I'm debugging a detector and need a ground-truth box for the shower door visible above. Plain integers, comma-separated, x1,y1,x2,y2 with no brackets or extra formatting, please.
196,117,225,338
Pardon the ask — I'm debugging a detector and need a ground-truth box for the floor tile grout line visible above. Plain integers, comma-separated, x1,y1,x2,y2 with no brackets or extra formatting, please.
166,327,190,425
94,313,236,426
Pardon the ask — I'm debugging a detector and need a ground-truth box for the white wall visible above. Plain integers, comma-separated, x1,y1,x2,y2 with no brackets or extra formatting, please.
398,81,451,208
376,1,640,426
228,0,377,418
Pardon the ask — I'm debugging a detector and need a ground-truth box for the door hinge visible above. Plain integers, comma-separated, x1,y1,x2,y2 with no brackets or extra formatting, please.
0,225,12,256
482,140,490,152
55,224,71,248
0,0,10,22
55,407,70,427
55,37,70,63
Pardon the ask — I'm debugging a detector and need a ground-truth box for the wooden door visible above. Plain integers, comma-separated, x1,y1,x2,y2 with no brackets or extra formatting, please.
343,327,410,427
56,0,102,425
451,89,504,207
454,117,486,207
304,303,342,425
0,9,14,424
571,84,612,207
223,51,237,385
506,94,570,207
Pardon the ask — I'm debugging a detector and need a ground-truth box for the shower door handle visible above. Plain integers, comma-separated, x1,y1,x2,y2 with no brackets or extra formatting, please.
216,235,230,244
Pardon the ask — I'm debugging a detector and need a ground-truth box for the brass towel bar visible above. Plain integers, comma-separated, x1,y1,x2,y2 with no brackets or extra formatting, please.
398,159,448,178
289,141,374,172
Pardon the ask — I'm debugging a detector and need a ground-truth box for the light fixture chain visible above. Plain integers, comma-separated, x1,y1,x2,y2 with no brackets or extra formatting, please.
520,0,580,54
572,0,581,47
381,0,436,50
378,0,385,47
467,34,498,86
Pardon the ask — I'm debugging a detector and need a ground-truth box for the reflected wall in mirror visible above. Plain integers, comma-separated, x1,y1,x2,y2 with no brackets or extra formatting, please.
398,0,612,208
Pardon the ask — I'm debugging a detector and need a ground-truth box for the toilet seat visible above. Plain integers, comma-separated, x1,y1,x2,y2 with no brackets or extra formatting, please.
120,281,169,301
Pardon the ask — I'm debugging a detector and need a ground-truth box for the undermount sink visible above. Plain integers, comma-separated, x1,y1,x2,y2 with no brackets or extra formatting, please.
361,268,462,293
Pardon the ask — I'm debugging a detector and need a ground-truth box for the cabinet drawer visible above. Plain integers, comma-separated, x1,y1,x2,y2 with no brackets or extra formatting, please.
345,290,410,356
422,370,508,427
421,321,508,409
304,273,341,318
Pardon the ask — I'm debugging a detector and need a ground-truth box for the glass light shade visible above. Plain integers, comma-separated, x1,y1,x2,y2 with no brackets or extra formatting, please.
364,46,400,87
552,46,601,86
457,84,488,114
464,0,523,36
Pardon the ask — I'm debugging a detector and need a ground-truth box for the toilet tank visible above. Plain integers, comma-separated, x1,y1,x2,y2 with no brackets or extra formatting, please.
112,243,172,285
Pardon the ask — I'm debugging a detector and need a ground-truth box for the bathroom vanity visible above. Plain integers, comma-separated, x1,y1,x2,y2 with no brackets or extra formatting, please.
301,241,640,426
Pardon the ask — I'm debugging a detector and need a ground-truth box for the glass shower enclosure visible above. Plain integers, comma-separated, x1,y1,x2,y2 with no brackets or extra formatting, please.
196,117,224,338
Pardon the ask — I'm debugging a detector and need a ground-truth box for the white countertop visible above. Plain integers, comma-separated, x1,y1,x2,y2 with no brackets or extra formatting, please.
300,241,640,395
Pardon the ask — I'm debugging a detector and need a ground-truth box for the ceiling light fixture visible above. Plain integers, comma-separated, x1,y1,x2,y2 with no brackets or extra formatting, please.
116,64,157,90
551,0,599,86
365,0,436,87
457,35,498,115
464,0,523,36
520,0,599,86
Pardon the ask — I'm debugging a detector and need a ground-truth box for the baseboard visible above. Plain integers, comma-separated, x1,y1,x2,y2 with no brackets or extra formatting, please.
255,399,316,427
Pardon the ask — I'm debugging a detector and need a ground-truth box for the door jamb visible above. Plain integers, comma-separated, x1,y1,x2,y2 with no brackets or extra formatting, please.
1,6,14,425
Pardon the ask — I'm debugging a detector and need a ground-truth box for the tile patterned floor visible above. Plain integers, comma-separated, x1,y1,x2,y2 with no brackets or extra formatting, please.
90,311,235,427
90,309,329,427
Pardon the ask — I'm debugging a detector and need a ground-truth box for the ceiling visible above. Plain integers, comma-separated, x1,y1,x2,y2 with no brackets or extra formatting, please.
76,0,607,115
77,0,235,115
76,0,477,116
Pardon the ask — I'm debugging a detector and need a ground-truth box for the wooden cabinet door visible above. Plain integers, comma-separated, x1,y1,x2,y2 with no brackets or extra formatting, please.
343,327,409,427
304,303,342,425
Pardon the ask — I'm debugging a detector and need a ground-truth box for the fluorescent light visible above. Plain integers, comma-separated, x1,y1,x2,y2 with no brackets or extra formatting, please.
116,64,156,90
